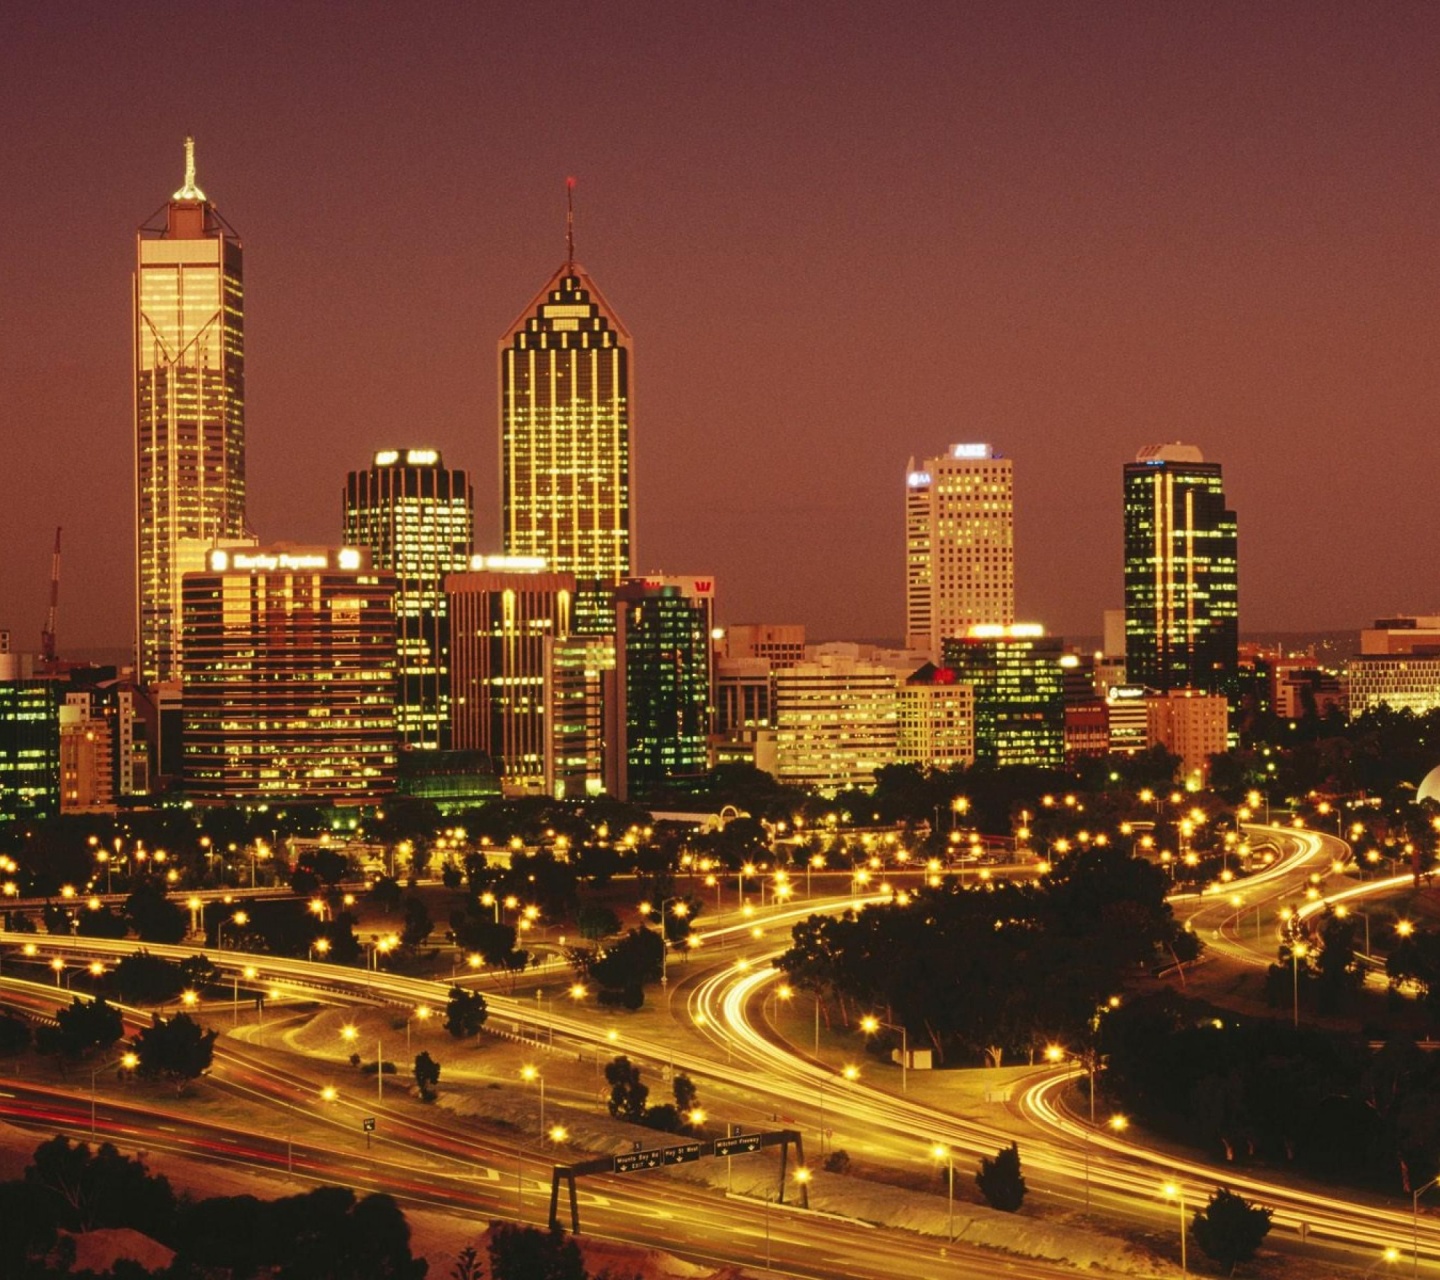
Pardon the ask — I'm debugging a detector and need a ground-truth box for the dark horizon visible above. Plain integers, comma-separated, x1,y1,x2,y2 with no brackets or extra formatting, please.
4,3,1440,654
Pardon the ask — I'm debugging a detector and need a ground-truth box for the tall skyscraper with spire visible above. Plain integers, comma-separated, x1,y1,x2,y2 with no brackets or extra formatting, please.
500,181,632,583
134,138,245,686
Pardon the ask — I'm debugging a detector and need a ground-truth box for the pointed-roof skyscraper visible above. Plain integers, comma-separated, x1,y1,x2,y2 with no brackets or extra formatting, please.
499,181,633,583
134,137,245,686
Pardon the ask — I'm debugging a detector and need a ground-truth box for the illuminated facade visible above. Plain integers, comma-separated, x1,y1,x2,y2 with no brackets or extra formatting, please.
344,449,473,749
1123,444,1238,694
1144,690,1229,787
942,626,1065,768
135,138,246,685
180,546,398,803
774,647,908,793
606,577,714,800
905,444,1014,659
500,258,632,583
446,563,576,796
0,681,60,820
897,665,976,769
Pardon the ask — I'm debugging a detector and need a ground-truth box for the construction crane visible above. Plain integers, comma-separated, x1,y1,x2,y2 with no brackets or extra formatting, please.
40,526,61,664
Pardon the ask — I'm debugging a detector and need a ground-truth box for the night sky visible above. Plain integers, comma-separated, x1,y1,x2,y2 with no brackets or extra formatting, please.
4,2,1439,655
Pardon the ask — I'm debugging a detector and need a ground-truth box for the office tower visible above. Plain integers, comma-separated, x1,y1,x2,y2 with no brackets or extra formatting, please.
344,448,474,749
180,546,397,803
1123,443,1238,694
606,577,714,800
135,138,246,686
905,444,1015,659
500,197,632,582
1144,690,1228,788
0,681,61,820
446,561,576,796
942,626,1065,768
897,665,976,770
773,646,905,793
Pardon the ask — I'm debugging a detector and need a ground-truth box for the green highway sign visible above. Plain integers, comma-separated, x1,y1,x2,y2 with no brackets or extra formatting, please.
713,1134,762,1156
613,1149,664,1173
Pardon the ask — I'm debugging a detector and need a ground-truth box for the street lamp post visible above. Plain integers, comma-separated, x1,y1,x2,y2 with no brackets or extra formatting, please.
1083,1114,1128,1211
90,1052,138,1137
406,1005,430,1053
932,1144,955,1241
521,1066,545,1138
860,1014,908,1093
1291,941,1309,1028
232,965,257,1026
1164,1180,1187,1275
1414,1174,1440,1276
639,897,688,988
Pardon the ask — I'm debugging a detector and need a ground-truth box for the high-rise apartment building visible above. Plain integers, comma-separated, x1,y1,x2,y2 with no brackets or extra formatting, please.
344,449,474,749
135,139,246,686
905,444,1014,659
942,626,1065,768
1123,443,1238,694
500,216,632,583
181,545,397,804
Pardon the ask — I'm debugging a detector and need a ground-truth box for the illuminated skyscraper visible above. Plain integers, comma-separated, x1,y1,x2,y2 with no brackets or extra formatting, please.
500,190,632,582
344,449,473,749
181,545,397,804
905,444,1014,659
1123,444,1238,694
447,560,576,796
135,138,245,686
942,626,1065,768
606,577,714,800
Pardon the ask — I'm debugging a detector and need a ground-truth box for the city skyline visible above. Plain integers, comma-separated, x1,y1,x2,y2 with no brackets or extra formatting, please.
5,5,1440,655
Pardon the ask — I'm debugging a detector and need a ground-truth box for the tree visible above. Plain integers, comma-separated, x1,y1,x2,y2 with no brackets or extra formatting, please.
401,895,433,948
124,881,187,944
976,1142,1026,1212
486,1221,587,1280
36,995,123,1059
131,1011,217,1093
23,1136,176,1237
604,1055,649,1122
577,903,621,940
370,875,403,914
414,1051,441,1102
0,1011,29,1054
444,985,488,1039
109,949,188,1005
1192,1186,1273,1272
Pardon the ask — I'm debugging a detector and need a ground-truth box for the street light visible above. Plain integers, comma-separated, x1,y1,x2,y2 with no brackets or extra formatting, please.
1414,1173,1440,1276
1083,1114,1129,1210
90,1051,138,1137
521,1065,545,1138
232,965,257,1025
638,897,689,988
406,1005,431,1053
217,909,248,951
859,1014,908,1093
1291,941,1309,1028
1163,1179,1187,1275
931,1143,955,1241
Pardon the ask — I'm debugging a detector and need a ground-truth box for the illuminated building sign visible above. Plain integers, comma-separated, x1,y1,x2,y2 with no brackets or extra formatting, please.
950,443,992,459
207,549,366,574
470,554,549,572
907,471,932,487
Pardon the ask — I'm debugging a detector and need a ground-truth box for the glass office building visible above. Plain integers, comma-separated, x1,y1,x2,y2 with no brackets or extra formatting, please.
344,449,473,749
1123,444,1238,694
